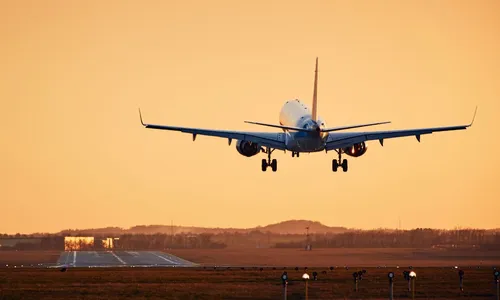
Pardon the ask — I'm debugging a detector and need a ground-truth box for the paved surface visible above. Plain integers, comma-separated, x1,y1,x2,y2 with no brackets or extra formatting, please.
56,251,196,267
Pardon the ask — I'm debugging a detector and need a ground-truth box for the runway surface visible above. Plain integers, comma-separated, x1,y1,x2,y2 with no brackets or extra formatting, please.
56,251,197,268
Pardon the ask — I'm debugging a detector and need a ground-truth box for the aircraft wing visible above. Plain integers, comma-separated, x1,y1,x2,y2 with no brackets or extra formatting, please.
139,110,287,150
326,107,476,150
325,122,473,151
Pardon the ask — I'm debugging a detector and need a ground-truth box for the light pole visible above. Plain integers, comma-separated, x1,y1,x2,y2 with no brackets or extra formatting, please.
403,270,411,291
302,273,310,300
312,271,318,281
352,272,358,291
388,272,394,300
409,271,417,299
305,227,311,251
281,272,288,300
494,271,499,300
458,269,464,292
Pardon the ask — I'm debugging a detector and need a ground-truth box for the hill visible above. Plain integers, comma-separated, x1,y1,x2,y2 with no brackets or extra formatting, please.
256,220,347,234
58,220,349,236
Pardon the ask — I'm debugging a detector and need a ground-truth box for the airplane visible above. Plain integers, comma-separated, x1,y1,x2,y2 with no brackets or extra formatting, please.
139,58,476,172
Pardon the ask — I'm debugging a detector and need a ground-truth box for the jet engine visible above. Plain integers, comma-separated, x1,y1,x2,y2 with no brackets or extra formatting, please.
343,142,367,157
236,140,260,157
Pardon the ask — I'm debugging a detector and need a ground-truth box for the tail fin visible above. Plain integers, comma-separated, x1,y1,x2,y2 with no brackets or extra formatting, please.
312,57,318,121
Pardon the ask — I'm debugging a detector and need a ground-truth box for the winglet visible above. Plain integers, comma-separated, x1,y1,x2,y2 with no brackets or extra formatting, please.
468,106,478,127
139,108,145,126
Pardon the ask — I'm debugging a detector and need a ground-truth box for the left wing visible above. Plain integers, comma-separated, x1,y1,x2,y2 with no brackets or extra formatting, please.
244,120,312,132
326,108,477,150
139,110,287,150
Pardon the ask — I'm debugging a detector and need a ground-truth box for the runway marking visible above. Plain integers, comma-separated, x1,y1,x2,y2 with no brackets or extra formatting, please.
150,251,178,264
161,253,195,265
110,251,127,265
63,252,70,265
127,251,139,256
72,251,76,266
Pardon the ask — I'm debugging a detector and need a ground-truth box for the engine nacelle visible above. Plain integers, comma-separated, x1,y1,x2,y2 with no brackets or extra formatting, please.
343,142,367,157
236,140,260,157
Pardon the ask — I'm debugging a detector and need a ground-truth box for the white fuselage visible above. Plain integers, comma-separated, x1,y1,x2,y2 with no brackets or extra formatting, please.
279,99,329,152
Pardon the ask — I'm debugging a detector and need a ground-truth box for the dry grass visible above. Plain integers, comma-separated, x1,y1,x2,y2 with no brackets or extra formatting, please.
0,249,498,299
1,248,498,267
0,251,60,266
168,248,500,267
0,267,498,299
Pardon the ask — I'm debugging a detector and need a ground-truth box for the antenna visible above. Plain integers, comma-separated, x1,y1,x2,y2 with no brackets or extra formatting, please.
170,220,174,247
305,226,311,251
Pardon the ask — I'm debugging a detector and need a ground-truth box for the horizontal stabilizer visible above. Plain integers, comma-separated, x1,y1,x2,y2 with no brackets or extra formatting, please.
244,121,312,132
322,121,391,132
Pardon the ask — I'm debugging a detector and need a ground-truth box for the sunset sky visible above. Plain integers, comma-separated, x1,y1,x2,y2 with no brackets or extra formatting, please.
2,0,499,234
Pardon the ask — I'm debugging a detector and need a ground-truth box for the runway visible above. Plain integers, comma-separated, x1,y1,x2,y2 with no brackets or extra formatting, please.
56,251,197,268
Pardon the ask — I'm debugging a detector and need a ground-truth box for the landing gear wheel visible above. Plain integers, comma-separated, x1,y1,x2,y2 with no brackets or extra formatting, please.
262,147,277,172
271,159,277,172
332,149,349,173
332,159,339,172
341,159,348,172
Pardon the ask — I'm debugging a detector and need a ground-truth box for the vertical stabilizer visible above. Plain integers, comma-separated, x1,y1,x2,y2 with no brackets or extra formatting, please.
312,57,318,121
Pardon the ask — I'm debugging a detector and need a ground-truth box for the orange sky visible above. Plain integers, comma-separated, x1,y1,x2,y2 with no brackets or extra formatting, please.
2,0,499,234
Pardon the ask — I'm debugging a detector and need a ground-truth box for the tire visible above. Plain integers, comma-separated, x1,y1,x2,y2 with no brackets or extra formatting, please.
342,159,348,172
271,159,277,172
332,159,338,172
297,152,300,157
261,159,267,172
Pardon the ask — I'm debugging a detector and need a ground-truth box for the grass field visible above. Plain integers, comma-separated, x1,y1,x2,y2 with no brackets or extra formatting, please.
1,248,499,268
0,267,499,299
0,249,499,299
0,251,60,266
168,248,500,267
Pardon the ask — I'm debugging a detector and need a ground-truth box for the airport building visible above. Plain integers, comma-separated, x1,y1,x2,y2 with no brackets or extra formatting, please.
63,236,118,251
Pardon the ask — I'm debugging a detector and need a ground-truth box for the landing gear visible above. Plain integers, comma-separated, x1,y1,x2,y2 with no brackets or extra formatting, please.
291,151,300,158
332,150,348,172
271,159,277,172
261,148,277,172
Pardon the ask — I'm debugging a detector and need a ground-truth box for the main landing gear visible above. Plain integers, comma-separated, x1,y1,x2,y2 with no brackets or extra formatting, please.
291,151,300,158
261,147,277,172
332,149,348,172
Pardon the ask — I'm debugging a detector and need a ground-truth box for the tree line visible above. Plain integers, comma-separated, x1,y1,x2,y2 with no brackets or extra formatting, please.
1,228,499,250
275,229,500,248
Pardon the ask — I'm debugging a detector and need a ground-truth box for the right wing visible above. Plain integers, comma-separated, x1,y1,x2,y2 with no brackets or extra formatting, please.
139,110,287,150
322,121,391,132
325,108,477,150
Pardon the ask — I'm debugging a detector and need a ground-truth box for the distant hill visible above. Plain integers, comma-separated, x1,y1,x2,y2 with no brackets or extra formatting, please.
256,220,347,234
58,220,350,236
